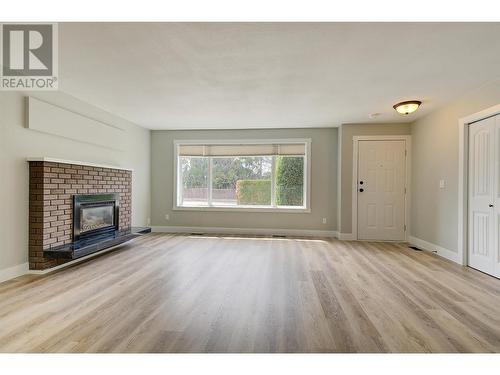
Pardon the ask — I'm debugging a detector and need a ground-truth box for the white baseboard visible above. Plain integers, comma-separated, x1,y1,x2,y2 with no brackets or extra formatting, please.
338,232,356,240
152,226,338,238
26,242,132,276
0,241,135,283
408,236,461,264
0,262,29,283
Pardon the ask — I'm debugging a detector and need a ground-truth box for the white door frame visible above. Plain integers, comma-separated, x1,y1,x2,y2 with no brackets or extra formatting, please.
352,135,412,241
458,104,500,266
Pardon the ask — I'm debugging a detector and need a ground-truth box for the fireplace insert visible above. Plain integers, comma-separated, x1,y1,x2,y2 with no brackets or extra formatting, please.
73,193,119,241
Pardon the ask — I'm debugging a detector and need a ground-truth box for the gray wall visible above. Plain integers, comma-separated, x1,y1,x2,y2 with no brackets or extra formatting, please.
0,91,151,273
339,123,411,234
411,79,500,252
151,128,338,232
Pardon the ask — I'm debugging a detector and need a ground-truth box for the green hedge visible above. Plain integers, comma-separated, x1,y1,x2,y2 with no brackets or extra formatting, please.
276,156,304,206
236,180,271,205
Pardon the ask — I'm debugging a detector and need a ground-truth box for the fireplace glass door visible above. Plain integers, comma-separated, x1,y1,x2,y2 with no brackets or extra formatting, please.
80,204,115,234
73,193,119,241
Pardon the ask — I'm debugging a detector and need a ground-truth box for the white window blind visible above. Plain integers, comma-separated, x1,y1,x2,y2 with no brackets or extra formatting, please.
178,143,306,157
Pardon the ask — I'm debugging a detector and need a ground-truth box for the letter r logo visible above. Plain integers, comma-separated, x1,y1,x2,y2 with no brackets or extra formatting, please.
2,24,53,76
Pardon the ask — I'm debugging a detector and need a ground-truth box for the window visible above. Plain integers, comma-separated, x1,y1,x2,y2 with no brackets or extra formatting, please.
174,140,310,211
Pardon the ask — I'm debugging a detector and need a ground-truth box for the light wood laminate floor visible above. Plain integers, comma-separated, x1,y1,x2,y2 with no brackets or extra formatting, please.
1,233,500,353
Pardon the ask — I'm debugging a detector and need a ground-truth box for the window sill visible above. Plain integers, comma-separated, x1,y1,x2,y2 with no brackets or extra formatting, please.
173,205,311,213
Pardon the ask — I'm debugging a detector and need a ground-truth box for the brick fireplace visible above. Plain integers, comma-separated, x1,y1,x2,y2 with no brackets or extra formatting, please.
28,159,132,270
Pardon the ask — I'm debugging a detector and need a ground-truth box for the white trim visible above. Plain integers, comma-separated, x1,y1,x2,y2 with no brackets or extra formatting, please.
0,242,136,284
351,135,412,241
173,205,311,213
27,242,131,276
26,157,133,171
408,236,461,264
0,262,29,283
304,139,312,210
152,226,337,238
172,138,312,213
338,232,356,241
176,151,183,206
337,126,343,233
458,103,500,267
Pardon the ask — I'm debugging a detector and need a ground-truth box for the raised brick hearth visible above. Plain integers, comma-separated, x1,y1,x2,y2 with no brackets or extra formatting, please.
28,160,132,270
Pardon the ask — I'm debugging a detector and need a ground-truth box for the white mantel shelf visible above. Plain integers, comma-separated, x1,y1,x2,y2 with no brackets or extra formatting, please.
27,157,133,171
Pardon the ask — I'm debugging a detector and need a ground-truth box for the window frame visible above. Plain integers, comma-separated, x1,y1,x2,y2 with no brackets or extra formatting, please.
173,138,311,213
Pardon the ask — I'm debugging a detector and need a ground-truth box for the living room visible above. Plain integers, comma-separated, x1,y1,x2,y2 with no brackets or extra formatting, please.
1,1,500,374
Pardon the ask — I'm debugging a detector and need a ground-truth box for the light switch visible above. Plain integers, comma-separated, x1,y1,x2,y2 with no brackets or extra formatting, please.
439,179,446,189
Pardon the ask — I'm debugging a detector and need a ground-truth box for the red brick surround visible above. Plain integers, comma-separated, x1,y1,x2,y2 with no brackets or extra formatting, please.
28,161,132,270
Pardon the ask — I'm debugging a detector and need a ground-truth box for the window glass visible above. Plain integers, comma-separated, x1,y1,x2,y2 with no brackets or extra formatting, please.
180,156,209,206
276,156,304,207
212,156,272,206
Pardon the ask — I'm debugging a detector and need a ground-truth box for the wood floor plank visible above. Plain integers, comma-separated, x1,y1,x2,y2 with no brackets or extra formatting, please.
1,233,500,353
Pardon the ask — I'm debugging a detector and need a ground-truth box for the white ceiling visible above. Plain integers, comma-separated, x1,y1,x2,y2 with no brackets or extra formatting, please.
59,23,500,130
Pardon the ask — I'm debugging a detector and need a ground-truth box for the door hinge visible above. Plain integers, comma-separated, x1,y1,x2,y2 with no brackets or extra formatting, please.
404,224,407,232
405,149,407,157
404,187,407,194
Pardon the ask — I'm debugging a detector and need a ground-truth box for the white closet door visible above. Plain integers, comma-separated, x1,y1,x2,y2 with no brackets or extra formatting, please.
494,115,500,278
468,116,497,276
357,140,406,241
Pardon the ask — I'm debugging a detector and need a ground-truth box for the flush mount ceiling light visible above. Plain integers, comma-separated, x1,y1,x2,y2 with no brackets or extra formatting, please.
393,100,422,115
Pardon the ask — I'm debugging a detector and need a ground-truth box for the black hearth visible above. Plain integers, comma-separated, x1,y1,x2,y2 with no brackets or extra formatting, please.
73,193,119,241
44,226,151,260
43,193,150,260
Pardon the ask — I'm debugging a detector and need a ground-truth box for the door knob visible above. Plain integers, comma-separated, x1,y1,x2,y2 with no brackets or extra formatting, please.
359,188,364,192
489,204,494,208
359,181,364,185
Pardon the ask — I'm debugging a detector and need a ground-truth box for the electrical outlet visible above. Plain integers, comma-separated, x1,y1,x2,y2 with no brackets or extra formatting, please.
322,218,327,224
165,214,170,221
439,179,446,189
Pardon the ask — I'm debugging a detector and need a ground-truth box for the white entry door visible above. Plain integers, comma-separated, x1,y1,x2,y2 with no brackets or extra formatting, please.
357,140,407,241
468,115,500,278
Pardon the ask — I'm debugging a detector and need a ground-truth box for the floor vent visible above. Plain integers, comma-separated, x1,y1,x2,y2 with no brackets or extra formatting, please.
190,232,206,236
409,245,423,251
272,234,287,238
